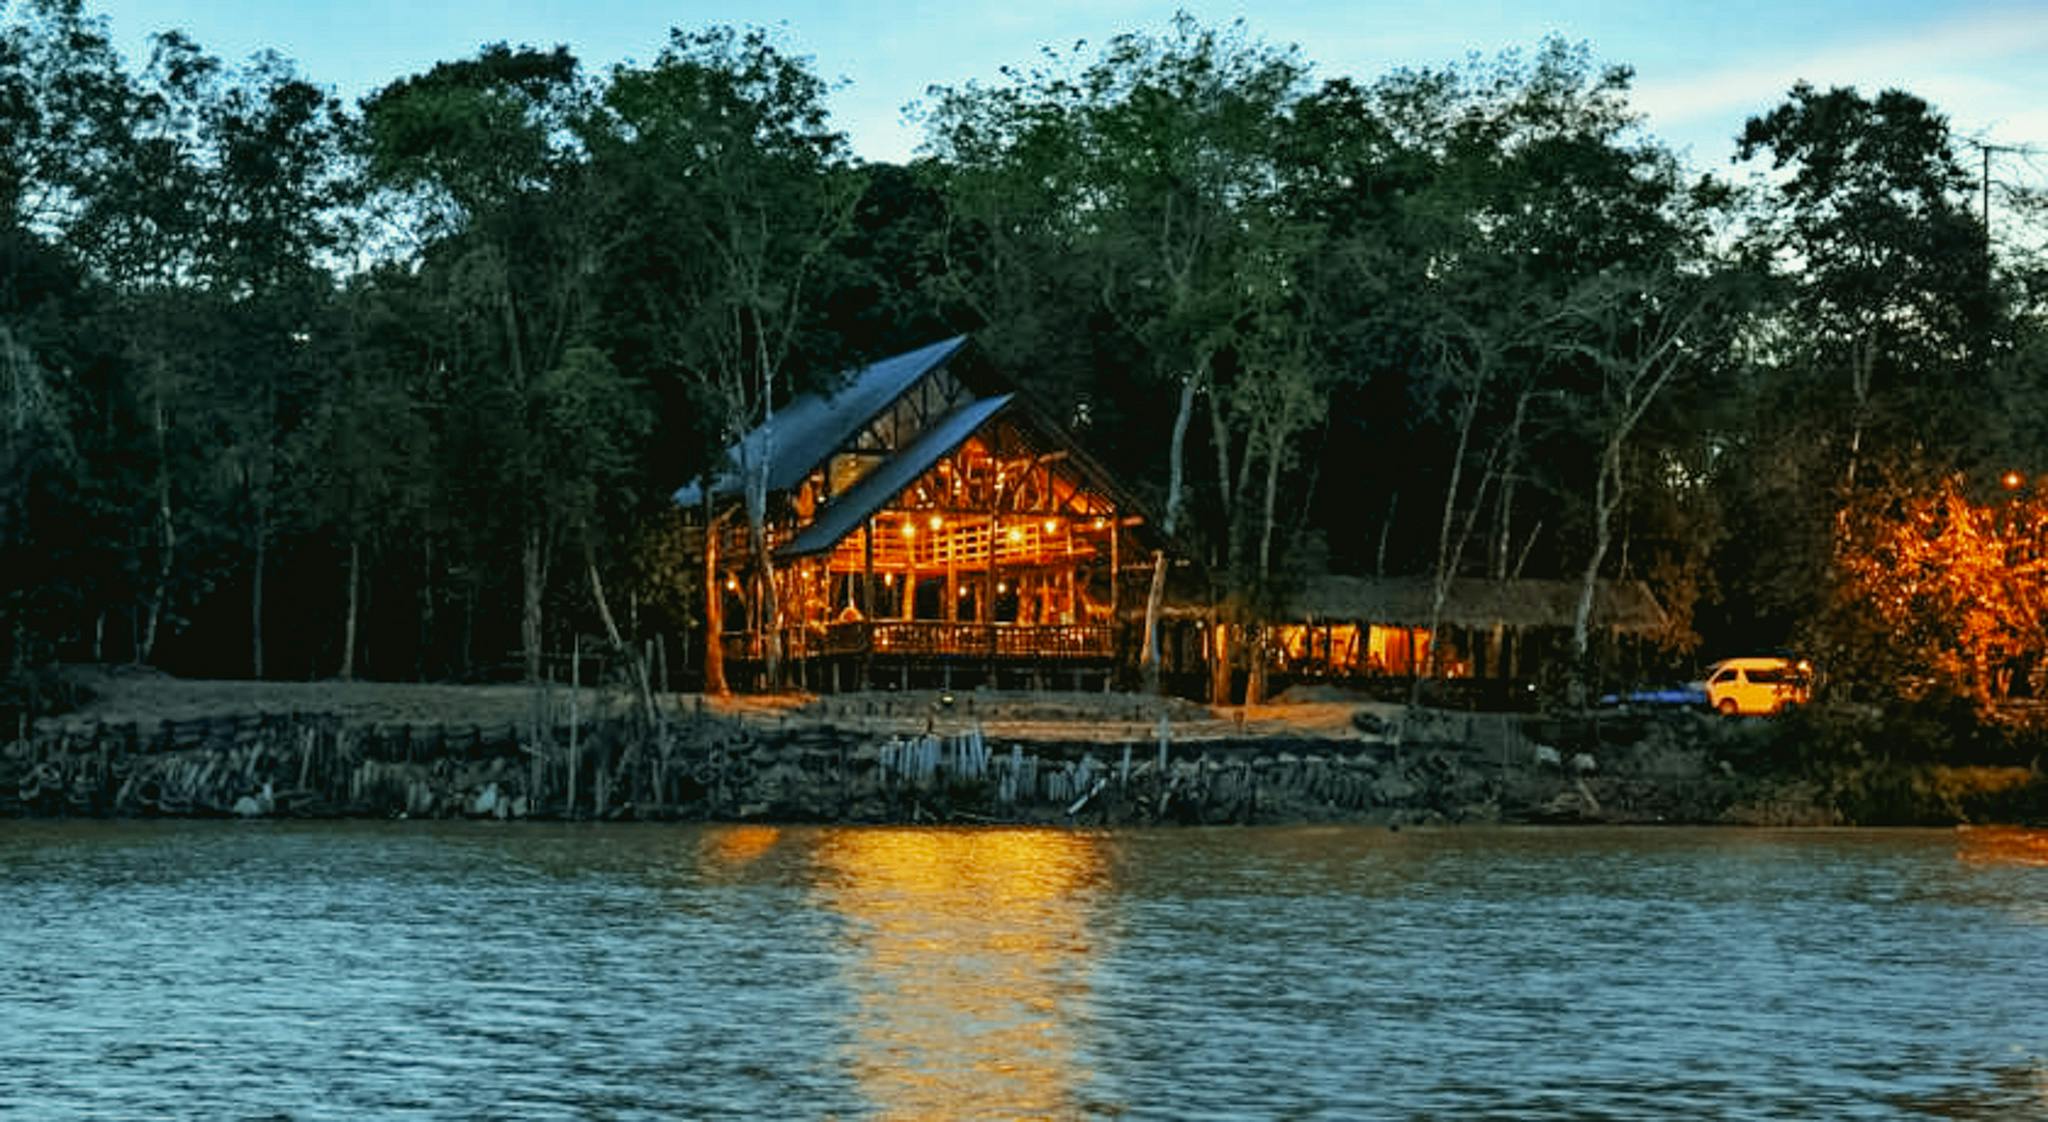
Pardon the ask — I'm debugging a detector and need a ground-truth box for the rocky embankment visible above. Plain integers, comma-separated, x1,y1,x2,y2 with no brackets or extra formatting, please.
5,683,2043,825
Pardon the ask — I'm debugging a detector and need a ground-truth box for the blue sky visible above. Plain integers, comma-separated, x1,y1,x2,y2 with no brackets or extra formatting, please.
86,0,2047,173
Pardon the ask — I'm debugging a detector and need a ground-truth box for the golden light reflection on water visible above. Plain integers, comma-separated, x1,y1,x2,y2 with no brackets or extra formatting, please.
700,824,784,868
810,828,1109,1121
1954,827,2048,868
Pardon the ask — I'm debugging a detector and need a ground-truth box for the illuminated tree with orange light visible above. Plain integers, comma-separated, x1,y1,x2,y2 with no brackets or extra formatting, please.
1836,473,2048,704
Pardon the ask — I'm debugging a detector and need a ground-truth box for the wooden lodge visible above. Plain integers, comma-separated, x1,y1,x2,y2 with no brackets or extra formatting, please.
677,338,1153,691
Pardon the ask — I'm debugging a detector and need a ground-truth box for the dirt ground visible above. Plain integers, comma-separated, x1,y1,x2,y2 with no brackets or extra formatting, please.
53,666,1388,744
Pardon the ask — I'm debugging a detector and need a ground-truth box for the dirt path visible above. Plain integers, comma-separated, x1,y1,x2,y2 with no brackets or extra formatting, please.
54,668,1388,744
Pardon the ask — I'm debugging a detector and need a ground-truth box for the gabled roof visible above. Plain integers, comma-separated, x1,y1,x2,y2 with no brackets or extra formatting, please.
673,336,969,508
780,394,1014,558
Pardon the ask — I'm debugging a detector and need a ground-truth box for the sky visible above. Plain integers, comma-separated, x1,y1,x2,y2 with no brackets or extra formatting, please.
85,0,2048,178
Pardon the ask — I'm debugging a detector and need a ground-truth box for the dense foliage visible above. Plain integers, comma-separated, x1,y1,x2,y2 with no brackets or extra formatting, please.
2,2,2043,703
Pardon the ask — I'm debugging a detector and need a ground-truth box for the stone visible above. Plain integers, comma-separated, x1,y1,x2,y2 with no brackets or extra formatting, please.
1373,774,1418,803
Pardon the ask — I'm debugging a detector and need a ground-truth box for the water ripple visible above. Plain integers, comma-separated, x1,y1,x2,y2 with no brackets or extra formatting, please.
1,822,2043,1119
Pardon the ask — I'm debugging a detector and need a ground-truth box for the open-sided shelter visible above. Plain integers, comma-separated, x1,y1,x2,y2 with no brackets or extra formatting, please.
1266,575,1669,680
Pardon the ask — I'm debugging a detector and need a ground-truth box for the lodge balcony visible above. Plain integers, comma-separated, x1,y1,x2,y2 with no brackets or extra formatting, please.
720,620,1116,664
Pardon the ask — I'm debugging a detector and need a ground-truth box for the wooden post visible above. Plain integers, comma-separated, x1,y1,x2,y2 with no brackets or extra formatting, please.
985,511,998,624
862,519,876,617
945,522,958,623
1109,510,1120,617
703,508,728,695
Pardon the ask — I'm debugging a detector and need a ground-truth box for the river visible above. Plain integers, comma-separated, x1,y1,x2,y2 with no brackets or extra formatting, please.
1,823,2043,1120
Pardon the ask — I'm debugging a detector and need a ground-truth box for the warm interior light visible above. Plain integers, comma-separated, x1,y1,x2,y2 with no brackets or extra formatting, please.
2003,470,2025,491
929,514,944,530
1043,518,1059,532
1093,517,1106,529
1006,527,1023,543
958,586,970,597
883,573,894,586
996,581,1007,594
724,576,738,591
901,521,916,538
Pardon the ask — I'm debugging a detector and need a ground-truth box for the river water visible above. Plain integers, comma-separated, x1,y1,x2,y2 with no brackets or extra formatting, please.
1,823,2043,1120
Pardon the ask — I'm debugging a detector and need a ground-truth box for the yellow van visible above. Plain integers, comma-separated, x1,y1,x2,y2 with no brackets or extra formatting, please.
1704,657,1812,716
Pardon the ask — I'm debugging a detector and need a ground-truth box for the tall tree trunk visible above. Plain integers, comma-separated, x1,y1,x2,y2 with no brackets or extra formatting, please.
1245,624,1266,706
1417,390,1481,706
586,544,655,724
522,525,544,684
250,508,267,679
1257,438,1284,581
418,536,434,681
1376,492,1397,577
139,398,174,665
1570,442,1623,702
702,508,728,696
1208,619,1232,706
741,410,782,690
745,498,781,691
1142,550,1169,694
339,538,360,681
1491,392,1531,582
1843,336,1874,496
1244,439,1286,709
461,582,476,678
1142,374,1200,694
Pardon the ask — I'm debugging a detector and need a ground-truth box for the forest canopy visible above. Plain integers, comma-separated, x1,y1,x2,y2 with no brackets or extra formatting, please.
3,1,2043,705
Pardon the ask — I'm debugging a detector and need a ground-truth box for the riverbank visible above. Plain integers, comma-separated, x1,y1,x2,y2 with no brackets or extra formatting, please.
5,671,2043,825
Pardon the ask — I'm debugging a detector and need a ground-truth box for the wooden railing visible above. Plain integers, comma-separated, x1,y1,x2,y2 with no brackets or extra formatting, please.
721,622,1114,663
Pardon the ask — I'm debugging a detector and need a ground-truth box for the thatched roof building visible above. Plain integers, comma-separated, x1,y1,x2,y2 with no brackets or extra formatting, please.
1285,576,1667,634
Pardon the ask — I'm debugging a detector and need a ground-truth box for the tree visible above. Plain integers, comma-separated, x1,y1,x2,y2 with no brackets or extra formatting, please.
362,44,613,684
197,51,350,677
1836,471,2048,706
1554,267,1721,687
596,26,862,693
927,16,1310,697
1307,42,1698,697
1737,84,1994,496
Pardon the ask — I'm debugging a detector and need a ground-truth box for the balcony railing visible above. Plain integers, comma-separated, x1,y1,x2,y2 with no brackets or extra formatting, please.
721,622,1114,663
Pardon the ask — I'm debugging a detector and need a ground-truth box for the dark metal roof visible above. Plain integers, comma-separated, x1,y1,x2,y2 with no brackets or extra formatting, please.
779,394,1014,558
1284,576,1668,633
673,336,969,508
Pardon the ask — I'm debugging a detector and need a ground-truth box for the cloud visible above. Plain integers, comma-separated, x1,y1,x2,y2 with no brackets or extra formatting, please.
1633,6,2048,130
